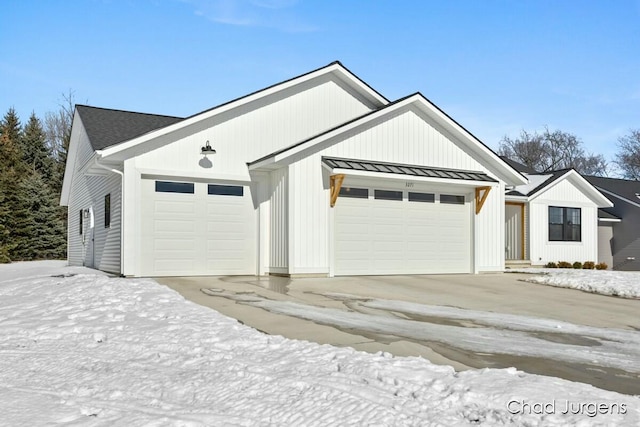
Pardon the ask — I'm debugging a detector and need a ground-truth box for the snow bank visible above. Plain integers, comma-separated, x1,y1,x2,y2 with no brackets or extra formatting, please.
511,268,640,299
1,261,638,426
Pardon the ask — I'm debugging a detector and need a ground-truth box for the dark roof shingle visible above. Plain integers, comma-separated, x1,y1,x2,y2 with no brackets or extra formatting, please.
76,105,183,151
584,175,640,205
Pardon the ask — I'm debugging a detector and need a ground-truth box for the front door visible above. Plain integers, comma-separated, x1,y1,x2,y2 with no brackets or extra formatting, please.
505,203,524,260
84,207,95,268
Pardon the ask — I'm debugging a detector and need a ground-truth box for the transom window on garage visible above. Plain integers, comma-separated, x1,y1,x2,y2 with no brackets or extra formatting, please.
440,194,465,204
339,187,369,198
155,181,195,194
549,206,581,241
208,184,243,196
408,192,435,203
374,189,403,201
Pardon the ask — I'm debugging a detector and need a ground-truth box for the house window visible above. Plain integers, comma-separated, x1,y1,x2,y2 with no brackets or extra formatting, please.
104,194,111,228
408,192,435,203
339,187,368,199
155,181,195,194
79,210,83,235
440,194,465,204
374,189,403,201
549,206,581,241
208,184,243,196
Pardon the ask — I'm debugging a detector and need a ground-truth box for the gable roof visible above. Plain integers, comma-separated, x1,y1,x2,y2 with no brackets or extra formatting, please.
249,92,527,186
584,175,640,207
97,61,389,161
76,105,183,151
507,169,612,208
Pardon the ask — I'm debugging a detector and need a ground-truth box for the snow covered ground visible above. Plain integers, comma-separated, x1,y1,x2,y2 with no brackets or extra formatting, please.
510,268,640,299
1,261,639,426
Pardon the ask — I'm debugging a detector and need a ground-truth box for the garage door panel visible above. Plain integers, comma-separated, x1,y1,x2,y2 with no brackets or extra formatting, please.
335,188,471,275
141,179,256,276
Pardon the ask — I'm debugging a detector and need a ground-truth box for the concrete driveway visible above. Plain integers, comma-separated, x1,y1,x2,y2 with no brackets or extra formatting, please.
156,273,640,395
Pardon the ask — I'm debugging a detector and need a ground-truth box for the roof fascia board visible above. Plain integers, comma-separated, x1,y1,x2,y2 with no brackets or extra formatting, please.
251,94,527,186
410,94,526,186
599,217,622,223
596,187,640,209
529,170,613,207
60,110,84,206
99,62,388,160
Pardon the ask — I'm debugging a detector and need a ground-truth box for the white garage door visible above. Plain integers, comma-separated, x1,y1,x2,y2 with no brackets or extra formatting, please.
140,179,256,276
335,187,471,275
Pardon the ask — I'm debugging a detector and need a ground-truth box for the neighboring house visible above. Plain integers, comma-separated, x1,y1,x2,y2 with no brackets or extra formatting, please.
584,176,640,271
61,61,527,277
501,158,613,266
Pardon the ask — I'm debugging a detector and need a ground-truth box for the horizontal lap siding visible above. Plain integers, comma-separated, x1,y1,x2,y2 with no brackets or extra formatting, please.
68,172,122,274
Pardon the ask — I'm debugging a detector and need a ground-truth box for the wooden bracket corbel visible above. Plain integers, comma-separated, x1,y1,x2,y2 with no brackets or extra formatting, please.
475,186,491,214
329,174,345,207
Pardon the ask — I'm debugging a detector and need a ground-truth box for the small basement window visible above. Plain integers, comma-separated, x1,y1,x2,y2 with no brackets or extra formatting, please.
155,181,195,194
374,189,403,201
339,187,369,199
208,184,244,196
408,192,435,203
79,210,83,235
104,194,111,228
440,194,465,204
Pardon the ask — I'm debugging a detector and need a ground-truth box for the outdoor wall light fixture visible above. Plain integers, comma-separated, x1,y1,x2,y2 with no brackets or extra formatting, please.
201,140,216,154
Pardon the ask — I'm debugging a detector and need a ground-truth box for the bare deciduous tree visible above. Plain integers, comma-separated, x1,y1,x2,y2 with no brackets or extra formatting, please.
616,129,640,180
44,90,76,193
498,127,608,176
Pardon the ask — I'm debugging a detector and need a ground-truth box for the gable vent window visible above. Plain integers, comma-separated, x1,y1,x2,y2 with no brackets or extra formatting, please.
208,184,244,196
440,194,465,204
155,181,195,194
339,187,369,199
549,206,581,242
104,194,111,228
374,189,403,201
409,192,435,203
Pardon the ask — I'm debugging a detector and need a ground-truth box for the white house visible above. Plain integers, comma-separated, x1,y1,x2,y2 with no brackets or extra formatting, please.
61,61,528,277
502,159,613,266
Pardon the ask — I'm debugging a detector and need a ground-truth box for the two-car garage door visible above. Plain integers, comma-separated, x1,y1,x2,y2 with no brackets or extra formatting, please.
335,186,472,275
140,178,255,276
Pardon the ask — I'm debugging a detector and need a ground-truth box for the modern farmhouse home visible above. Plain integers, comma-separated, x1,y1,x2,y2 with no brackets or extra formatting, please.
61,61,529,277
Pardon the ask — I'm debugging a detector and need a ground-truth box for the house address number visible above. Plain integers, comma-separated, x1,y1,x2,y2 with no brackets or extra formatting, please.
405,182,414,188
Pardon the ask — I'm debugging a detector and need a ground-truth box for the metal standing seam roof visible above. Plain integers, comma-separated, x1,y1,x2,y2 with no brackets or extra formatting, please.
322,157,498,183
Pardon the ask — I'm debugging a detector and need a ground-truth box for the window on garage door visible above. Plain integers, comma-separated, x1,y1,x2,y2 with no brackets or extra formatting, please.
339,187,368,198
208,184,243,196
155,181,195,194
374,189,403,201
440,194,465,204
408,192,435,203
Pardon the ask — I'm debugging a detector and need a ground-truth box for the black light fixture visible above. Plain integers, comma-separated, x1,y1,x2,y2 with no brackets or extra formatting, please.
201,140,216,154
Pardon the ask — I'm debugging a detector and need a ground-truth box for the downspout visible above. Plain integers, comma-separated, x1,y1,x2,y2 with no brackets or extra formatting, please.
93,156,125,276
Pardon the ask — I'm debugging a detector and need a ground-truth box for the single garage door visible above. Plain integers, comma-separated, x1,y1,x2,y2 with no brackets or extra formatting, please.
335,187,471,275
140,179,256,276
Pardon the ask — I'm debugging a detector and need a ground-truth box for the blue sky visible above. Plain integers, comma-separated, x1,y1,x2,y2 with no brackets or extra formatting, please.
1,0,639,164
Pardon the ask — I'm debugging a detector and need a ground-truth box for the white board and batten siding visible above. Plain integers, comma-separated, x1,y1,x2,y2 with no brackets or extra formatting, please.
133,77,376,180
529,179,599,265
284,106,505,275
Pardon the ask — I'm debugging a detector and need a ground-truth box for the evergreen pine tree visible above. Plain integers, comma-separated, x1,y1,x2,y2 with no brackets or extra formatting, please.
21,113,55,182
0,108,24,173
11,172,66,260
0,186,14,263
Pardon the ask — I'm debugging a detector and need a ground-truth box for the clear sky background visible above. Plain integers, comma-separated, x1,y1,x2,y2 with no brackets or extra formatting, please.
1,0,639,165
